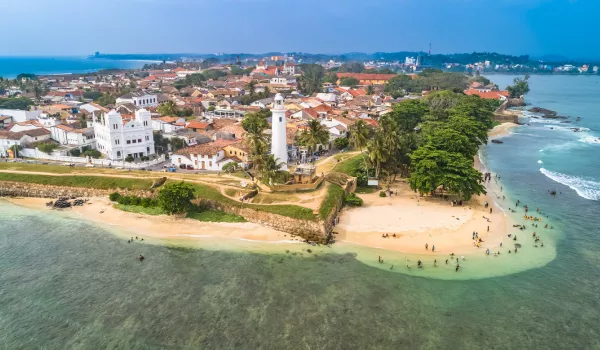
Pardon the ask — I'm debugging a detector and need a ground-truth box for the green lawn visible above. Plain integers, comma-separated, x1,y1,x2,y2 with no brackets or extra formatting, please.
191,182,316,221
318,184,345,220
0,162,75,174
333,155,364,176
114,204,167,215
186,210,246,223
0,173,156,190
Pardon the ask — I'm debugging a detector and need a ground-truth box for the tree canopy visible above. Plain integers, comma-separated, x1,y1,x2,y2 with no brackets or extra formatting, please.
507,75,530,98
298,64,325,95
158,182,196,214
339,77,360,88
388,99,428,133
0,97,33,110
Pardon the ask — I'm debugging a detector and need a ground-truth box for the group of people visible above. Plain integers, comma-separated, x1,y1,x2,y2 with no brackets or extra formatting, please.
381,233,399,238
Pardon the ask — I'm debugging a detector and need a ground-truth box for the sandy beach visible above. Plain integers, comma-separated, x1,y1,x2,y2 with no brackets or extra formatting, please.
488,122,519,138
4,196,299,245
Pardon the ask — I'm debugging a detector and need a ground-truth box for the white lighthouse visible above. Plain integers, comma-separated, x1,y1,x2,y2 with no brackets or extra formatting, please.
270,93,288,171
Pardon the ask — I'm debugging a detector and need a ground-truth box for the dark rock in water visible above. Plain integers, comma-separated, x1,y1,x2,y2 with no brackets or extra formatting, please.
515,243,522,248
529,107,557,116
576,117,581,121
561,121,572,123
491,140,504,144
544,115,569,119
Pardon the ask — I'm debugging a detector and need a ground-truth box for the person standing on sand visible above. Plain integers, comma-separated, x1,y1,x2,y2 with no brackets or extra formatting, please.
432,245,435,252
490,208,493,214
425,243,428,251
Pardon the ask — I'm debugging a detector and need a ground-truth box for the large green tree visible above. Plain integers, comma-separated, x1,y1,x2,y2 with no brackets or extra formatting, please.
449,95,495,129
388,99,428,133
507,75,530,98
157,101,178,116
339,77,360,88
298,64,325,95
158,182,196,214
409,145,485,200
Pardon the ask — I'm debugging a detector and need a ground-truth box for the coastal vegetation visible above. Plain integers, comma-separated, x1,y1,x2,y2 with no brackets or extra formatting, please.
318,184,345,220
506,74,531,98
344,89,495,200
0,173,155,190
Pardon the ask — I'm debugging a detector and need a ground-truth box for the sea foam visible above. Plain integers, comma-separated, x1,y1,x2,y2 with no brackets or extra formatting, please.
579,136,600,145
540,168,600,201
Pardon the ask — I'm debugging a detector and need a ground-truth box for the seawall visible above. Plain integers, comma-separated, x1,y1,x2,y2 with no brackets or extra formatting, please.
0,180,335,244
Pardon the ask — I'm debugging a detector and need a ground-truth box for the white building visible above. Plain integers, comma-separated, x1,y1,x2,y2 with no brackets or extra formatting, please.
405,57,416,66
116,92,159,108
270,93,288,170
93,109,155,160
0,109,42,123
170,141,238,171
270,76,296,85
50,124,95,148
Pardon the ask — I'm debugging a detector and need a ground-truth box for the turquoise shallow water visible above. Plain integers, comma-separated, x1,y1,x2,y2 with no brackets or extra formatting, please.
0,57,147,78
1,75,600,348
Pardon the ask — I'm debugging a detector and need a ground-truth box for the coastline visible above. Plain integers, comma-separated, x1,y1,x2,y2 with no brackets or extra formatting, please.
2,122,520,259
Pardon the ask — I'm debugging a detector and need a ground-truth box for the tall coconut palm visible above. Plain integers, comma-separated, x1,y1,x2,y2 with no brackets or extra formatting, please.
298,119,329,158
349,119,372,169
261,154,285,185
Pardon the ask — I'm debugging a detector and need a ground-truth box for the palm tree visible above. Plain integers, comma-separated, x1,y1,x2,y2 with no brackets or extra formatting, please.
366,85,374,95
245,81,257,96
367,116,399,180
261,154,285,185
349,120,372,169
298,119,329,158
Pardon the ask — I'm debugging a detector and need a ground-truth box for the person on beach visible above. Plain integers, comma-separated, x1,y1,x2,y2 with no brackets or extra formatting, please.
456,265,460,272
445,259,449,264
138,255,144,261
425,243,428,251
490,208,493,214
432,245,435,252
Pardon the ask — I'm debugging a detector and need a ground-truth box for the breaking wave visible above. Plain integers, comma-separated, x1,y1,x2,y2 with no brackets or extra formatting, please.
579,136,600,145
543,125,590,132
540,168,600,201
538,160,543,164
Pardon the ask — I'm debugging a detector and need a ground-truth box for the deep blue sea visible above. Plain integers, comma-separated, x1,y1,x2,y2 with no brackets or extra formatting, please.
0,75,599,348
0,56,148,78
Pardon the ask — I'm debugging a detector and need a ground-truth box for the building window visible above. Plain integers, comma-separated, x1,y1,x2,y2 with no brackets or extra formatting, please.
279,117,282,122
132,139,136,144
127,140,131,144
115,139,119,145
209,161,212,167
117,151,121,157
138,139,142,143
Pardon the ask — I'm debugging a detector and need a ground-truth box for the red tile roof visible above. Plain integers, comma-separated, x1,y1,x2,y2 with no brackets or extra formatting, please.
186,121,210,130
464,88,509,99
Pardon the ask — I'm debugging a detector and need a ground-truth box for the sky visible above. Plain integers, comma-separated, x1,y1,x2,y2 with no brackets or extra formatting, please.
1,0,598,59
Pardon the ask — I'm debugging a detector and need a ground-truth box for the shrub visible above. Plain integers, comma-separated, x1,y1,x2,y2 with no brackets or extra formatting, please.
125,155,134,162
334,137,349,150
109,192,121,202
141,156,150,161
344,193,363,206
379,191,387,198
37,142,59,154
222,162,238,173
69,149,81,157
158,182,196,214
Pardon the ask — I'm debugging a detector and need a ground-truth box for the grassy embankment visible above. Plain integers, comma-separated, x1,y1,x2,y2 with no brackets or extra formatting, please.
332,154,378,194
318,184,345,220
0,169,316,221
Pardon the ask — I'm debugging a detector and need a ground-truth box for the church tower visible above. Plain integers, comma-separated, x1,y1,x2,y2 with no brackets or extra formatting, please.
270,93,288,171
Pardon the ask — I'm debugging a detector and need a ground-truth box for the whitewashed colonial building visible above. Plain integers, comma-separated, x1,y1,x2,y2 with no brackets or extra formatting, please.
93,109,155,160
116,92,159,108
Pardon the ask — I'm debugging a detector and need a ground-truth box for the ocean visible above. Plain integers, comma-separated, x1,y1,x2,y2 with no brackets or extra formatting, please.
1,75,600,348
0,56,148,78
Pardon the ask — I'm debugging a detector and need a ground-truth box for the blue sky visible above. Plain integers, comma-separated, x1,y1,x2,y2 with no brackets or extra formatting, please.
1,0,598,59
